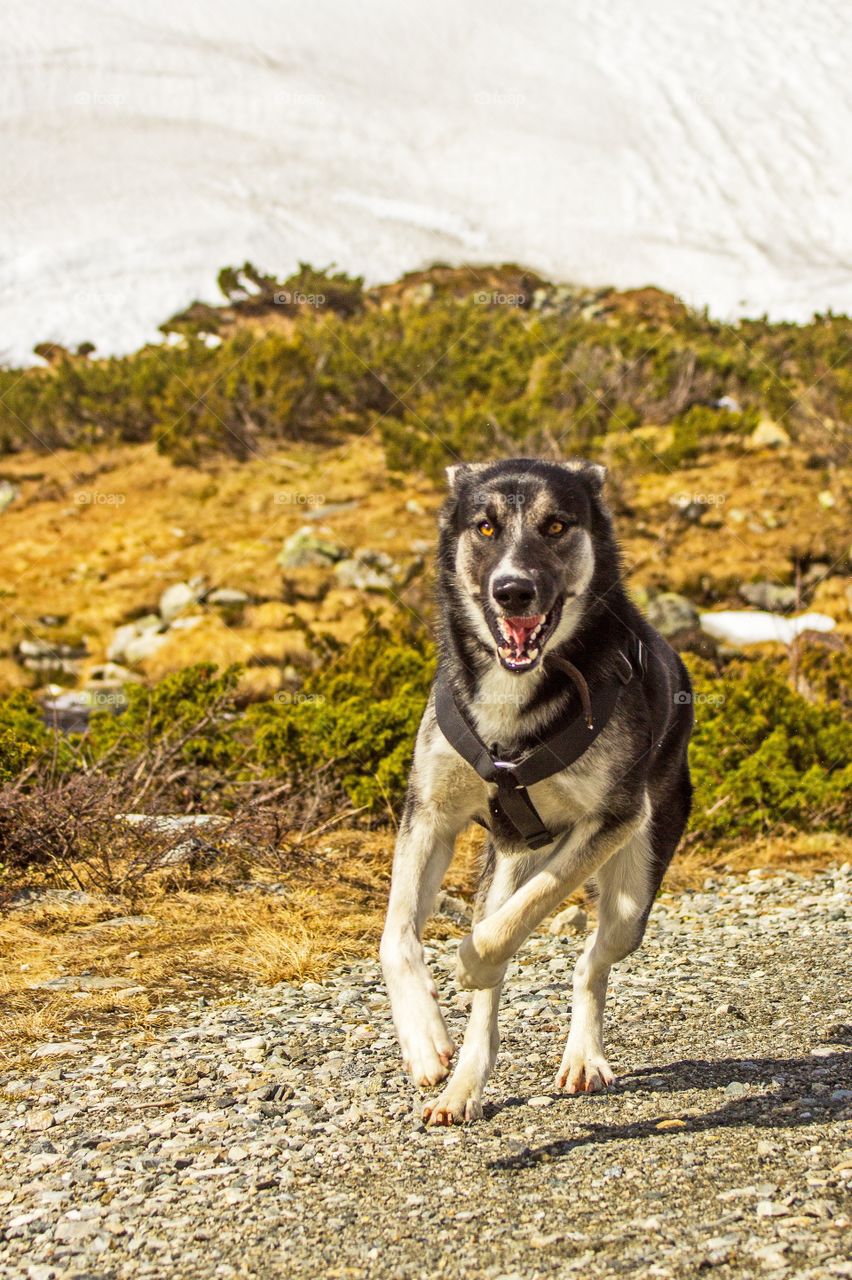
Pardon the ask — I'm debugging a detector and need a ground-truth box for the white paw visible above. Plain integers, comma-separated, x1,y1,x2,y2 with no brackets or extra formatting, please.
455,932,505,991
422,1079,484,1126
555,1043,615,1094
397,1001,456,1088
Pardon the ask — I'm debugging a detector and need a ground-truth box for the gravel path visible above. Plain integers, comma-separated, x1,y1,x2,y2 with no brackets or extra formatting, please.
2,867,850,1280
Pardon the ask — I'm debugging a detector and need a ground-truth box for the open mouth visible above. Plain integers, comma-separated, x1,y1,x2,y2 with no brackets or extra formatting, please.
494,612,550,671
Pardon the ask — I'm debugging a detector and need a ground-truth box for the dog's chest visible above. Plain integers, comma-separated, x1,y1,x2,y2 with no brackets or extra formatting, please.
526,755,614,827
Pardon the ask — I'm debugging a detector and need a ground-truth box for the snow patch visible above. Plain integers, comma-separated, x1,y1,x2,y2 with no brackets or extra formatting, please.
699,611,837,647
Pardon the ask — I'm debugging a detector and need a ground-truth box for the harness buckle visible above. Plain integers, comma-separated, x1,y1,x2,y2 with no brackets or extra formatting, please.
491,759,521,787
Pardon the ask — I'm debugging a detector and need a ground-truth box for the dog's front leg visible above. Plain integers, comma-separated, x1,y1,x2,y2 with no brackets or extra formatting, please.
456,804,647,989
381,796,469,1087
423,846,534,1125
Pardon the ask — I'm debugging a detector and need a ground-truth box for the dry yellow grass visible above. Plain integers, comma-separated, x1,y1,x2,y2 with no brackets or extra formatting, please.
2,826,847,1066
0,434,434,696
1,432,848,700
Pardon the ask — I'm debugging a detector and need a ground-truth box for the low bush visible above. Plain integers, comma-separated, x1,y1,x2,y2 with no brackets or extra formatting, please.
686,653,852,841
1,632,848,885
1,266,849,471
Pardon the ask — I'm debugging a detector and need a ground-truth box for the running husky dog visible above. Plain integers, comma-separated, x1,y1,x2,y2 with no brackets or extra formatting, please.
381,457,693,1124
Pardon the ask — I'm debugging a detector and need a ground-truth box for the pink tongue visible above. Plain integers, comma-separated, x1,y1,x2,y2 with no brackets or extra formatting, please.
504,614,544,651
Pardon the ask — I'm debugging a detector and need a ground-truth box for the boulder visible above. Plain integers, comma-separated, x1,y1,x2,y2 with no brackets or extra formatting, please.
278,528,345,569
335,549,402,592
750,418,790,448
123,630,168,665
159,580,202,623
739,581,797,613
108,616,164,663
207,587,250,607
642,591,700,638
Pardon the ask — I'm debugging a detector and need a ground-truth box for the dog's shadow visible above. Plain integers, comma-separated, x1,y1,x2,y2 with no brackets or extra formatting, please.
488,1049,852,1169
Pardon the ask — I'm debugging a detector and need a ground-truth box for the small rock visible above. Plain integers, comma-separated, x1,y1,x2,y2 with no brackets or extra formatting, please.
527,1095,554,1108
278,528,345,569
123,629,169,665
750,418,790,448
751,1243,788,1270
0,479,18,512
724,1081,750,1098
159,581,203,623
549,904,587,935
756,1200,788,1217
434,891,471,923
107,616,164,663
334,549,403,592
206,587,250,607
714,395,742,413
240,1036,268,1062
33,1041,89,1058
739,582,797,613
715,1002,745,1019
25,1108,55,1132
641,590,700,639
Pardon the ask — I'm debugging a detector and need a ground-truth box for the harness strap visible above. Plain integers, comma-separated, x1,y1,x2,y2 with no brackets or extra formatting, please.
434,641,641,850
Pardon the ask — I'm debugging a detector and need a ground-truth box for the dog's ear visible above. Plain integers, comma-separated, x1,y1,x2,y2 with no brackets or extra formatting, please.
445,463,470,492
445,462,488,492
561,460,607,496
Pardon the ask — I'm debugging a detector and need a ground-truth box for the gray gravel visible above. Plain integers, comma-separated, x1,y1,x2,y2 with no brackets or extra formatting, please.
2,866,850,1279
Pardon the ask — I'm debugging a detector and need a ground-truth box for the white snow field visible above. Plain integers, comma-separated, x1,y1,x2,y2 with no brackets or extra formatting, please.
1,0,851,364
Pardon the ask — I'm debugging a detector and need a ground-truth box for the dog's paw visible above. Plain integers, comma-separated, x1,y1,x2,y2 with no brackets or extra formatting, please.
399,1011,456,1088
422,1081,484,1126
455,932,504,991
555,1044,614,1094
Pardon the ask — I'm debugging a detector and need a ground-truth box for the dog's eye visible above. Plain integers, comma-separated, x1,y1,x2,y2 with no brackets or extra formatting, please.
477,519,495,538
545,515,577,537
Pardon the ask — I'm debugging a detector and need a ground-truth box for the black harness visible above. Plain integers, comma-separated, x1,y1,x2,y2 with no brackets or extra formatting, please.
434,639,645,850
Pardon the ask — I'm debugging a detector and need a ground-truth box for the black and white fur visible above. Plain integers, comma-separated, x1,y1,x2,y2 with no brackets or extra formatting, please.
380,458,693,1124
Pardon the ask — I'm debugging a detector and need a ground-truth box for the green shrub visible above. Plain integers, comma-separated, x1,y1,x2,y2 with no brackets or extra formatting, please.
0,689,69,782
245,619,435,812
2,266,849,470
686,655,852,841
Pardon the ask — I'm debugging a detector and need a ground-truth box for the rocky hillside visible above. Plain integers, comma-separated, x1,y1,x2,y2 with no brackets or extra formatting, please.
0,264,849,856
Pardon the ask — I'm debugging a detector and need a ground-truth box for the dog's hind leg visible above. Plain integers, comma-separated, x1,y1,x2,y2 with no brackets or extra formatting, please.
381,798,467,1088
424,845,532,1125
555,823,655,1093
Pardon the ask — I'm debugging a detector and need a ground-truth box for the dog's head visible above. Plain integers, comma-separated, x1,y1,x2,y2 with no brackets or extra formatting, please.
440,458,608,674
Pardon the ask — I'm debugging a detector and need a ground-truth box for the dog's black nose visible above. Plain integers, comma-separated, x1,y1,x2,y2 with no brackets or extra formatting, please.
492,574,536,613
